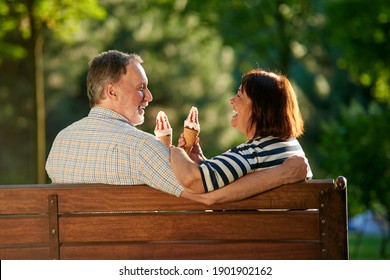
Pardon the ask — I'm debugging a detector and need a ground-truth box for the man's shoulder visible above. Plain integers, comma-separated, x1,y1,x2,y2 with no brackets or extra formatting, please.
52,111,163,149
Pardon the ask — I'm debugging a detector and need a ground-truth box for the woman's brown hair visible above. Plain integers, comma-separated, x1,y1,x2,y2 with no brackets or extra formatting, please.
241,69,304,139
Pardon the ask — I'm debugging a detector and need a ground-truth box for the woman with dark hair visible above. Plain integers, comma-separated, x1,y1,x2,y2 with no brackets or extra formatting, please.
171,69,313,194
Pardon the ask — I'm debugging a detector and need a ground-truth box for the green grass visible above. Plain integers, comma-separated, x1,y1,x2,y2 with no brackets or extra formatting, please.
349,232,390,260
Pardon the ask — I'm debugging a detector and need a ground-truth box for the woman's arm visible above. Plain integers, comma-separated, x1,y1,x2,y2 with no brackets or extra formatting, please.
180,156,308,205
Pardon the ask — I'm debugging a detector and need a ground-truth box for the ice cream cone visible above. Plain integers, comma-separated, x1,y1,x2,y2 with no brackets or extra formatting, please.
154,111,173,148
183,106,200,152
183,127,199,152
158,135,172,148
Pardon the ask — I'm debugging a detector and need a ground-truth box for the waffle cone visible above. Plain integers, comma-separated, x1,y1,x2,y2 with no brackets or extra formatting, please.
158,135,172,148
183,127,199,152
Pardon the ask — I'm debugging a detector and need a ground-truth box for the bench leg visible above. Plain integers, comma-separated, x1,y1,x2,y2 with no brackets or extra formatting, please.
48,194,60,260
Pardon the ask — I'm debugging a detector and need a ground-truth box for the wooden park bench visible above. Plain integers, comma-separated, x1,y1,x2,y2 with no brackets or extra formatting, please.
0,177,348,260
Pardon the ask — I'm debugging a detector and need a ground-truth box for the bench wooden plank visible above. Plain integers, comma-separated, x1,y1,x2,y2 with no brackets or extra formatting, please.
0,246,50,260
60,242,322,260
0,216,49,244
0,180,333,213
58,211,319,243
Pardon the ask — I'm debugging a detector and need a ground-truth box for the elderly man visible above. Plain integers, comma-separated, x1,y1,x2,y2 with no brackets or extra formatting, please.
46,50,308,204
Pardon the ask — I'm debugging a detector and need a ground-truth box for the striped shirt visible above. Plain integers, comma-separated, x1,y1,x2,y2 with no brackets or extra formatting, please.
46,106,184,197
199,136,313,192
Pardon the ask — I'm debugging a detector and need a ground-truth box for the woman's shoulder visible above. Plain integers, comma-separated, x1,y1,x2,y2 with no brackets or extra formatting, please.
231,136,301,152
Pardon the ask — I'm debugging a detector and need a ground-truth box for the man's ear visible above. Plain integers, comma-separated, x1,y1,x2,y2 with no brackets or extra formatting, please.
104,84,118,100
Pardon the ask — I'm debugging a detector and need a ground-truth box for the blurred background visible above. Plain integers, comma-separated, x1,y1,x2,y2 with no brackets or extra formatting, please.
0,0,389,259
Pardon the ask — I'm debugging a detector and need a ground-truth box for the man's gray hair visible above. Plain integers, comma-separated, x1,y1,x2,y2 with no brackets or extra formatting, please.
86,50,143,107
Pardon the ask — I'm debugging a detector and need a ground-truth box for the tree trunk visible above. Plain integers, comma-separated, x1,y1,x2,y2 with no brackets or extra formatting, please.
35,34,46,184
27,0,46,183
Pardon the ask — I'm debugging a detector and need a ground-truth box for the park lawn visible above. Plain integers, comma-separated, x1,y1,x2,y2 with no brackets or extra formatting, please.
348,232,390,260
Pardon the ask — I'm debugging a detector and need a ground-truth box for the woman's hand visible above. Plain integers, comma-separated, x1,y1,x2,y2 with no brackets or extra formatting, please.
177,133,206,163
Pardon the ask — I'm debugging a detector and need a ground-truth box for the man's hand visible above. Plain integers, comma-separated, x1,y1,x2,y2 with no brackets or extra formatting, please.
279,156,309,185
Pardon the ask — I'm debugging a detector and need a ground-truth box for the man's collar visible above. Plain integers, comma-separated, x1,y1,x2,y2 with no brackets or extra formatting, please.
89,106,134,126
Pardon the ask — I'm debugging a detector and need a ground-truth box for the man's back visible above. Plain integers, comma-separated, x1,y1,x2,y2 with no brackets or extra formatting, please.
46,106,183,196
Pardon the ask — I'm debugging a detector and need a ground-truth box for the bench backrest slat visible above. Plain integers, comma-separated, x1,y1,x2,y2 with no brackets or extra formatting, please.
59,211,319,243
0,180,332,213
0,179,348,260
0,216,49,245
60,241,323,260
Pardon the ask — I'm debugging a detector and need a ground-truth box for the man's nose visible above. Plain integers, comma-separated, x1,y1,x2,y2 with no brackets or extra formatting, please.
144,88,153,102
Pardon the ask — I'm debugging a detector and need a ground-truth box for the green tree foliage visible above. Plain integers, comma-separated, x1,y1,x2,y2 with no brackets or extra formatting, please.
0,0,105,183
319,101,390,258
0,2,389,257
318,1,390,255
185,0,326,73
319,101,389,215
326,0,390,105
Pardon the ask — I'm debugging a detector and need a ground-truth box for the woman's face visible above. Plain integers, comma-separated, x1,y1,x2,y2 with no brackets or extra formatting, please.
229,85,254,139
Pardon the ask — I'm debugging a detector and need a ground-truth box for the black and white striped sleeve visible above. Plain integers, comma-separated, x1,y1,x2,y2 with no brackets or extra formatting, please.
199,151,251,192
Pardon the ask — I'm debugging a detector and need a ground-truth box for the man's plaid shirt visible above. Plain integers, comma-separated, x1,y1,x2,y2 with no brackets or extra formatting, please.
46,106,184,197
